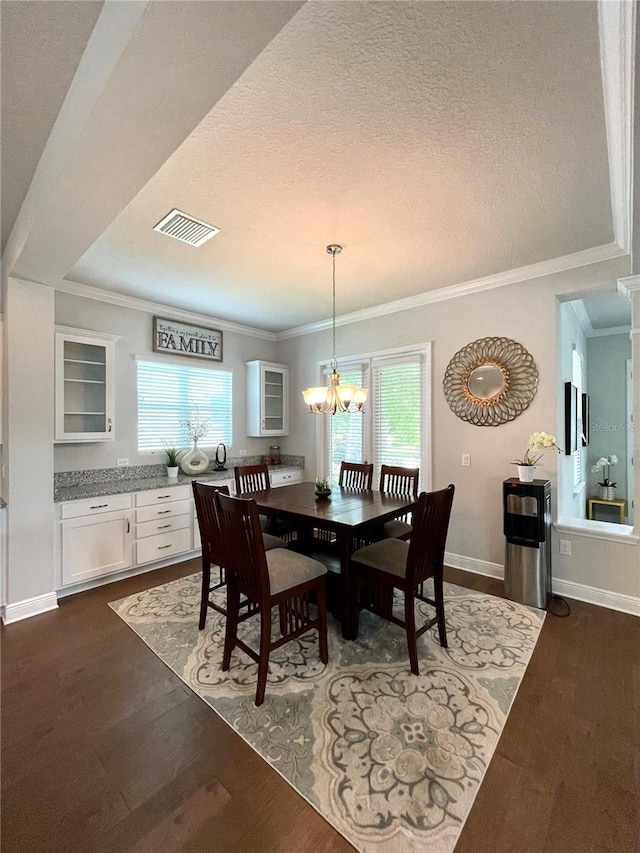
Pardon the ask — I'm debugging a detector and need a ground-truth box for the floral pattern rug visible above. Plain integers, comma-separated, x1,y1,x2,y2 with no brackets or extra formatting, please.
109,574,544,853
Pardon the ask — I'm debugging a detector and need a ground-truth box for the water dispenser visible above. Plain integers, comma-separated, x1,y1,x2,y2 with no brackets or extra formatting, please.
503,478,552,609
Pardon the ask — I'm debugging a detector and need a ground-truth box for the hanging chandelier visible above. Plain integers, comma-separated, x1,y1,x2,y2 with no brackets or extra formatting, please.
302,244,368,415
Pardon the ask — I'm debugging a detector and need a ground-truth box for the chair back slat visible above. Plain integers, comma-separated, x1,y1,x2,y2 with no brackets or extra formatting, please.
192,482,230,566
235,463,270,495
339,461,373,490
379,464,419,497
406,485,455,586
216,492,269,602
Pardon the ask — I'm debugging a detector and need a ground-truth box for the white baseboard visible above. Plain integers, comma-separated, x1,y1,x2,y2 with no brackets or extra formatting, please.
551,578,640,617
445,551,504,580
445,551,639,617
2,591,59,625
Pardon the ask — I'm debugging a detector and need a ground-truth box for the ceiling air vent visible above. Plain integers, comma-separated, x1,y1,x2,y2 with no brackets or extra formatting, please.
153,208,219,247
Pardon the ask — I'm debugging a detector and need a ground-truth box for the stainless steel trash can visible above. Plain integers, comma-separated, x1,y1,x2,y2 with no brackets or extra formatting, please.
503,479,551,609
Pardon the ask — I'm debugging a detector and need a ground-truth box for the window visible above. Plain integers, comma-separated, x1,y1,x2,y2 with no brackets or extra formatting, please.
137,359,232,453
372,355,423,477
324,366,367,483
322,349,428,486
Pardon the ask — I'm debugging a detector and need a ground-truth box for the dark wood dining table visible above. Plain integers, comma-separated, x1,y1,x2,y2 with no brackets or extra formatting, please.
240,480,418,639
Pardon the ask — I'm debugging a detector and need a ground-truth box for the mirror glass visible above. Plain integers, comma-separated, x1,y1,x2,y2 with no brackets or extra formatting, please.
467,364,504,400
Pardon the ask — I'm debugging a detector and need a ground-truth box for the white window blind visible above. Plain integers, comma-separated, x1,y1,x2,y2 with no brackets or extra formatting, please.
324,366,366,483
372,356,423,484
137,359,232,453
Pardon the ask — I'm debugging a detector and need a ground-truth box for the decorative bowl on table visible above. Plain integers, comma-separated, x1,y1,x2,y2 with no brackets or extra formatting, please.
314,478,332,499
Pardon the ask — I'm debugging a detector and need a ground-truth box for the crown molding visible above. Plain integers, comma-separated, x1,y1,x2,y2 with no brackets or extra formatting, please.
598,0,635,253
570,299,593,335
618,274,640,296
587,324,631,338
278,242,627,340
53,277,277,341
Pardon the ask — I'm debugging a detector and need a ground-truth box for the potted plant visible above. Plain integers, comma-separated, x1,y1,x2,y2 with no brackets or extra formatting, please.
591,455,618,500
314,477,332,498
164,446,180,478
513,431,561,482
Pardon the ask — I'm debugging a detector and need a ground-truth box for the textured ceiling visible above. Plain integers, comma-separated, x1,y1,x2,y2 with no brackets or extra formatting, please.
2,1,617,332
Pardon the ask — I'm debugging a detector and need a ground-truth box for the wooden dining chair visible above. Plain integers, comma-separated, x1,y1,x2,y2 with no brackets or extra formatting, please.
192,481,285,628
216,491,329,706
349,484,455,675
379,464,420,540
339,461,373,489
234,462,270,494
234,463,297,542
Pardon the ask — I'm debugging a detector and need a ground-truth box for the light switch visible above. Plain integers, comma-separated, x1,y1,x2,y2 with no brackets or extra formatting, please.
462,454,471,467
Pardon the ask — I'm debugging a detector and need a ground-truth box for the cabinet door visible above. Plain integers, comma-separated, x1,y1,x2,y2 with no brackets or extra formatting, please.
62,510,132,584
55,330,116,442
246,361,289,436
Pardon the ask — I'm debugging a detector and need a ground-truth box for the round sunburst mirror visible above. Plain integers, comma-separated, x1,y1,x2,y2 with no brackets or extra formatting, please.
443,337,538,426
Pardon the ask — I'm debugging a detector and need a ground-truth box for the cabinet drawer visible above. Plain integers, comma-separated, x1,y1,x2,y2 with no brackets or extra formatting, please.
136,513,191,539
135,485,192,506
61,493,132,519
136,528,192,565
136,499,192,524
271,470,302,488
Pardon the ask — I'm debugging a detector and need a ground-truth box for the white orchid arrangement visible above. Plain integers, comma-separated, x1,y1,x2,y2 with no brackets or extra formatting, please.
591,454,618,487
513,431,562,466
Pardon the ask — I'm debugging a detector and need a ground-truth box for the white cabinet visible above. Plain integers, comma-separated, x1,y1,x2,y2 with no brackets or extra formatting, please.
134,485,193,565
55,326,118,442
270,469,302,487
246,360,289,437
62,501,133,585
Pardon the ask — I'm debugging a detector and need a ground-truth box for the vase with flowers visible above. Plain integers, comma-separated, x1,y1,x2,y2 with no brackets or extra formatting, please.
591,455,618,500
179,408,211,475
513,431,561,482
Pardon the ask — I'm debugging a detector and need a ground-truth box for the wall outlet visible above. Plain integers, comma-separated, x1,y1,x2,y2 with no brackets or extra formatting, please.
116,458,129,467
462,453,471,467
238,449,247,457
559,540,572,556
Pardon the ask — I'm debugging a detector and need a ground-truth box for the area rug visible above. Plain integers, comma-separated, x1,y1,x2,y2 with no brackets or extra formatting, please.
109,574,544,853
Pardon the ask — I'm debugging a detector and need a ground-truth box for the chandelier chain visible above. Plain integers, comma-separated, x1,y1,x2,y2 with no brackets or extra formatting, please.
331,248,337,372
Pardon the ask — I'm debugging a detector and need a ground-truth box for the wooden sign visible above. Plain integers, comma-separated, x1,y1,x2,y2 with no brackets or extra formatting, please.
153,317,223,362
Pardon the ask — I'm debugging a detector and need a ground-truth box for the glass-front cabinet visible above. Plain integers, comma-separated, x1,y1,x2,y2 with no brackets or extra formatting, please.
55,327,118,442
246,360,289,436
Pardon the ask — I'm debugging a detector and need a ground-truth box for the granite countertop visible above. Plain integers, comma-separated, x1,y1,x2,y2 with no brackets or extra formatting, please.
54,460,303,502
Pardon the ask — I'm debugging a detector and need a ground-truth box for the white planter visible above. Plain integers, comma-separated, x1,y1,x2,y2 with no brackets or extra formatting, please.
517,465,536,483
599,485,616,501
167,466,179,479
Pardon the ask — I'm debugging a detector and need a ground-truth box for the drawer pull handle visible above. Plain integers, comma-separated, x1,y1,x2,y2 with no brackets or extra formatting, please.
90,504,108,509
157,524,171,530
158,544,173,550
156,494,171,500
157,510,172,515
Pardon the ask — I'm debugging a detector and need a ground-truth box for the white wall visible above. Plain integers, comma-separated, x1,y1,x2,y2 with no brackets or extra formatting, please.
587,332,632,508
3,278,55,607
556,300,587,519
277,254,639,604
54,292,283,471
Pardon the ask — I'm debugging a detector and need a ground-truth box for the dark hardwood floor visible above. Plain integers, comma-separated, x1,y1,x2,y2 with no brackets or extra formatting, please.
2,560,639,852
